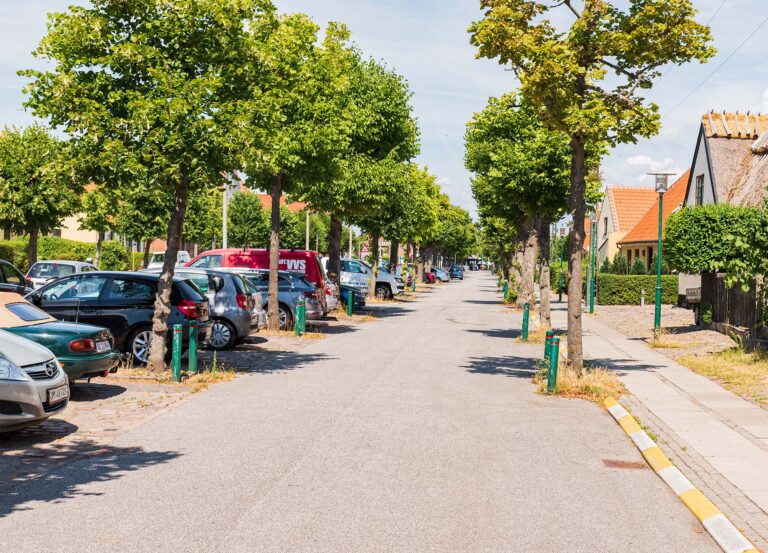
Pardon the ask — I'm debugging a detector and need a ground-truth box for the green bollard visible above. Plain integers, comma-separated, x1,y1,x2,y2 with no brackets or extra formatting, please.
295,299,304,336
544,329,554,363
300,300,306,334
171,323,182,382
502,281,509,303
188,319,198,375
347,289,354,316
522,303,530,342
547,337,560,393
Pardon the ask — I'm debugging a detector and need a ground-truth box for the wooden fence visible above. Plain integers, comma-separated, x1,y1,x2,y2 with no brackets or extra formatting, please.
700,272,764,335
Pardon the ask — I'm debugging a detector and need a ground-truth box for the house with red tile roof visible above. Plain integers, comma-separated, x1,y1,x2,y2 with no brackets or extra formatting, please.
617,170,690,270
594,186,658,264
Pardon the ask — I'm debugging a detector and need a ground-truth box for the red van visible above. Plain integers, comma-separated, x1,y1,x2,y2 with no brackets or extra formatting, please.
186,247,327,292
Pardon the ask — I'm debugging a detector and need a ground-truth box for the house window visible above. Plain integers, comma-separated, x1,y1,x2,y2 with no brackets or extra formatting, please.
695,174,704,205
603,217,608,237
52,228,62,238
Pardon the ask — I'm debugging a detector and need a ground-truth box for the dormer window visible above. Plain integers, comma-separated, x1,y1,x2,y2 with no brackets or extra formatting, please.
695,174,704,205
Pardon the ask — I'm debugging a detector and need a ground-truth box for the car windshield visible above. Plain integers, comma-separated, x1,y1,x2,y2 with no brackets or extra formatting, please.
5,302,50,322
151,253,165,263
28,263,76,279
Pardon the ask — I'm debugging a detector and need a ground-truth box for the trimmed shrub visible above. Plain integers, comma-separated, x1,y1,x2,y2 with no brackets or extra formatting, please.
596,274,678,305
612,253,629,275
630,257,647,275
98,241,130,270
599,256,613,274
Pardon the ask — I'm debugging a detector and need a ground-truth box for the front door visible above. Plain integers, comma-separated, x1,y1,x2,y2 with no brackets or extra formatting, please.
36,275,108,325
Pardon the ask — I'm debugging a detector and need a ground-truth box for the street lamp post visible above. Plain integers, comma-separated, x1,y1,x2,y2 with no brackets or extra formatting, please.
589,214,597,314
558,236,565,303
649,172,673,337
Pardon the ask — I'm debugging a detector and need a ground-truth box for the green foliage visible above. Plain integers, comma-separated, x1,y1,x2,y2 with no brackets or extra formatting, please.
99,241,130,271
613,254,629,275
228,192,270,249
665,204,758,274
721,208,768,291
648,254,671,275
599,257,613,274
700,302,714,325
0,236,130,271
596,275,678,305
0,125,79,244
630,257,648,275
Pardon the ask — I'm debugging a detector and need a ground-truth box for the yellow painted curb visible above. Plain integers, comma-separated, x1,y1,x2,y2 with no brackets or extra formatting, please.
603,396,757,553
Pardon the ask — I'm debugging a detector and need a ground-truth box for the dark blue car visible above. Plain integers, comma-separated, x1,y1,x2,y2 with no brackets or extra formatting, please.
448,265,464,280
339,284,366,310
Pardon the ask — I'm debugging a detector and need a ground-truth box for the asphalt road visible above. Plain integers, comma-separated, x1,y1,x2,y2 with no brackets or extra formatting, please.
0,272,718,552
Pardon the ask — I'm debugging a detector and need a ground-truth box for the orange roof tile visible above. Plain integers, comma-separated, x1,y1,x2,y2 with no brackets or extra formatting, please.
256,193,307,213
607,187,659,233
619,170,691,245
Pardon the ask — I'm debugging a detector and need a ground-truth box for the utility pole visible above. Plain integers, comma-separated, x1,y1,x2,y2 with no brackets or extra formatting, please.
305,209,310,250
222,177,236,249
348,227,353,258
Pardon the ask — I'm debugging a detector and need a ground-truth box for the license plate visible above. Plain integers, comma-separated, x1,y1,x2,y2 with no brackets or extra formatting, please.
96,340,111,353
48,384,69,405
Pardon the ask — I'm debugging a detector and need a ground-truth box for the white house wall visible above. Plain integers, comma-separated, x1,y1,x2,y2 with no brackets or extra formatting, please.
685,129,716,206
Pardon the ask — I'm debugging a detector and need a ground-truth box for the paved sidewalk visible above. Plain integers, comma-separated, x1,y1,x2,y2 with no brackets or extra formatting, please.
548,301,768,550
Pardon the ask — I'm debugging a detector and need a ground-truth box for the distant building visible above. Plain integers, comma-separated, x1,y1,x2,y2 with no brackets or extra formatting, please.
595,186,658,263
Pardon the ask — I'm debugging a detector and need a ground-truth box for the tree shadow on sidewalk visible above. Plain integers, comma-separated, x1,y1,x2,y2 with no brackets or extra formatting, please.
69,383,127,402
463,355,537,379
463,299,503,305
238,351,335,374
0,439,181,518
587,358,658,375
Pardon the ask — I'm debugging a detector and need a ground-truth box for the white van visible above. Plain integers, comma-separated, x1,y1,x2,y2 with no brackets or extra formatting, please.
147,250,191,270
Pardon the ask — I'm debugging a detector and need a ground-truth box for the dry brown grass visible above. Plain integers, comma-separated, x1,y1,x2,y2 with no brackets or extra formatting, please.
534,363,626,404
677,348,768,406
647,329,689,349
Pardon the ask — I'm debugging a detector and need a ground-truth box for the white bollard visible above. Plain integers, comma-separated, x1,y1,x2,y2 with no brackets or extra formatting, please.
641,289,645,307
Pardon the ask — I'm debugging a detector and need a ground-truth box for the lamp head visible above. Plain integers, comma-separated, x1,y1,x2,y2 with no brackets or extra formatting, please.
648,172,675,194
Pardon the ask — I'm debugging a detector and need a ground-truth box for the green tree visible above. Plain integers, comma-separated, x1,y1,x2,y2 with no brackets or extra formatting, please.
24,0,272,369
613,253,629,275
0,125,79,265
79,186,118,268
469,0,715,369
228,192,270,249
599,256,613,274
184,188,223,251
630,257,647,275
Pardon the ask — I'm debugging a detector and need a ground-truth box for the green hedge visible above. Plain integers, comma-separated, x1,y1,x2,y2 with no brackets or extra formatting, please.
0,236,131,271
596,274,678,305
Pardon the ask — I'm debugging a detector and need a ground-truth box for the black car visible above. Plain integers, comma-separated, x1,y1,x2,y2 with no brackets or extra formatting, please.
26,271,212,365
0,260,34,295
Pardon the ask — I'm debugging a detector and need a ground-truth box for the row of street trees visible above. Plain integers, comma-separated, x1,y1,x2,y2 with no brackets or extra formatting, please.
16,0,476,370
466,0,715,371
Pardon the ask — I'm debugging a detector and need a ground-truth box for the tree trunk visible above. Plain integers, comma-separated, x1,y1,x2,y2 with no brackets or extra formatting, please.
517,221,538,309
368,234,379,298
388,238,399,272
327,214,342,285
267,174,282,331
405,239,413,264
27,229,39,268
538,217,552,331
416,245,424,283
147,179,189,372
94,233,103,269
567,135,588,372
424,245,433,276
142,239,151,269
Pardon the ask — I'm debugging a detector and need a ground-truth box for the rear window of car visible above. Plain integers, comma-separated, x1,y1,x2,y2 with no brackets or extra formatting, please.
29,263,77,279
107,279,155,301
6,302,50,322
189,255,222,269
177,272,211,293
174,280,206,302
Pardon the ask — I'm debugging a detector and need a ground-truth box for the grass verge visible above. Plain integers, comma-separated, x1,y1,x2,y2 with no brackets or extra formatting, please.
647,329,688,349
677,348,768,406
534,362,626,404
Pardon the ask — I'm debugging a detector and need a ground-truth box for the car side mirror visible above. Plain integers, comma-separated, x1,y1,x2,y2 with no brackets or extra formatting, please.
30,294,42,306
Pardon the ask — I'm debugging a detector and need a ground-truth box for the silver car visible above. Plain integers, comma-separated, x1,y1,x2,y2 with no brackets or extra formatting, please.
0,329,69,433
144,268,257,350
26,260,97,289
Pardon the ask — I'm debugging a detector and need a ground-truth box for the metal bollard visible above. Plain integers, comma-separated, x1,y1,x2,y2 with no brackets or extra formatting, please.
547,337,560,393
172,324,182,382
522,303,530,342
544,329,554,363
502,281,509,303
295,299,305,336
641,289,645,307
300,300,306,334
188,319,198,375
347,290,354,316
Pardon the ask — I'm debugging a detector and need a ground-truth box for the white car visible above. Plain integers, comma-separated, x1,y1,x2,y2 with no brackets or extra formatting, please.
430,268,450,283
147,250,191,270
26,260,97,289
359,261,404,299
0,330,69,433
322,257,370,296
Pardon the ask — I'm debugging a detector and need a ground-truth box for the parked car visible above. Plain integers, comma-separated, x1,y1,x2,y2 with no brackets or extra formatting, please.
448,264,464,280
0,292,119,381
321,257,369,295
339,284,366,310
430,267,450,283
0,259,34,296
423,272,436,284
325,281,339,313
147,250,191,270
358,261,404,299
143,268,257,350
26,260,97,289
240,279,268,331
222,269,323,330
0,329,69,433
26,272,211,365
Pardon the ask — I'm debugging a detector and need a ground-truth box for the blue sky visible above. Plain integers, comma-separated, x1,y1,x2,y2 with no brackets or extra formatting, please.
2,1,767,215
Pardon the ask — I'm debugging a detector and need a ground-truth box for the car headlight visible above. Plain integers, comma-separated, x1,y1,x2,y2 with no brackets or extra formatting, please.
0,358,31,382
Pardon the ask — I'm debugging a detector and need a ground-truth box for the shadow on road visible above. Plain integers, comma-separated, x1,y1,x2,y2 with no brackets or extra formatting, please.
365,305,413,319
0,440,181,518
239,351,335,374
69,383,127,402
463,299,502,305
465,328,521,339
463,355,537,379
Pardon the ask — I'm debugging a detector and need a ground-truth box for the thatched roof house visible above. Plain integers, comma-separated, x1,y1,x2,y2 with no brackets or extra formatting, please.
684,111,768,207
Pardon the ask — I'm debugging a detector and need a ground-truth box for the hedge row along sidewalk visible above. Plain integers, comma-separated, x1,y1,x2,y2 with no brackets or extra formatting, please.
604,396,758,553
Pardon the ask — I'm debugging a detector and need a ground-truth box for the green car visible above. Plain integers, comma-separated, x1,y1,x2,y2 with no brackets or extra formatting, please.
0,292,120,381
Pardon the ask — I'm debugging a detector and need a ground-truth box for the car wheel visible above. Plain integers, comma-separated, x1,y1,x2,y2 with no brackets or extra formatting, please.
209,319,237,350
128,326,152,366
375,284,390,300
279,304,293,330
